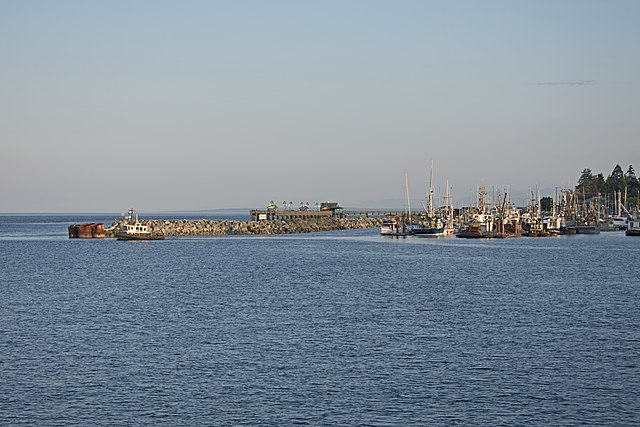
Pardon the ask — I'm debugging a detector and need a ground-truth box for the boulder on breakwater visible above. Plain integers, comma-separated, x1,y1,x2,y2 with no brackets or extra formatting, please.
105,217,383,237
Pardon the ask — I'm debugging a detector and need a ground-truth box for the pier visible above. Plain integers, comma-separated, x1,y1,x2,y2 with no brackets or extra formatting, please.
249,209,401,221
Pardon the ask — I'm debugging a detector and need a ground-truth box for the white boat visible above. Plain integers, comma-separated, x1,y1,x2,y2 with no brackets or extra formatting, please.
627,215,640,236
380,174,413,237
116,208,164,241
413,162,455,237
612,216,628,230
456,212,497,238
456,187,498,238
380,214,412,236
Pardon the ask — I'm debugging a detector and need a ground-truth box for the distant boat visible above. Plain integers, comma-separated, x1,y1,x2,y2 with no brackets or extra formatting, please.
626,215,640,236
575,222,600,235
456,216,498,239
116,208,164,241
413,162,455,237
380,175,413,237
412,225,447,237
612,216,628,230
380,214,412,237
456,187,496,238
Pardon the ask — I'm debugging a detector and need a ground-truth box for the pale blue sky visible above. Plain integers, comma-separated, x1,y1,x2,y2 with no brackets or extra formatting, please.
1,0,638,212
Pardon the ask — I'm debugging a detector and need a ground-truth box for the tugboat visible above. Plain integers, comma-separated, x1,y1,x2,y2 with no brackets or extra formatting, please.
116,208,164,241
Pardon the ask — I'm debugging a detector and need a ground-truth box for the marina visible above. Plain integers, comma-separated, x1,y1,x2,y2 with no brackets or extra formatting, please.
62,163,640,240
77,184,639,239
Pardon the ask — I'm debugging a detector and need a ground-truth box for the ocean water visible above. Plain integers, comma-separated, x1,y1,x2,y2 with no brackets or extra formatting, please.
1,215,639,426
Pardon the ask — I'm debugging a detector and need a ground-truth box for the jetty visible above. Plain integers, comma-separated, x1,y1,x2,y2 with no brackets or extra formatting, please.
104,216,384,238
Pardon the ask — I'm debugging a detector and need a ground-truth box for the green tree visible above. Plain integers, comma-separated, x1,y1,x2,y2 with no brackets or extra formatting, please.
540,196,553,212
576,168,594,194
612,164,624,181
594,173,606,193
626,165,639,191
607,164,625,192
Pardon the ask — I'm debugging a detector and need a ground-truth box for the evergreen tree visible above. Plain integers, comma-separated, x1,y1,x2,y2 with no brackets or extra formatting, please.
575,164,640,207
604,165,624,192
576,168,594,194
540,197,553,212
626,165,639,187
612,164,624,181
626,164,640,199
594,173,606,193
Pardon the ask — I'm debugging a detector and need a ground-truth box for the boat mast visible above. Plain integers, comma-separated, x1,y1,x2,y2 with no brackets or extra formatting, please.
427,160,434,218
405,173,412,228
445,179,452,228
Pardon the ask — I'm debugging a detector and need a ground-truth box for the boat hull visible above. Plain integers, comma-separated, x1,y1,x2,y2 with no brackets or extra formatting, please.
560,227,577,235
412,227,443,237
413,227,455,237
575,226,600,235
380,229,412,237
116,232,165,241
626,229,640,236
456,230,501,238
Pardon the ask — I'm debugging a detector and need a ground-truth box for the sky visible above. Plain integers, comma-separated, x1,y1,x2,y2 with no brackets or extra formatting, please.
1,0,639,212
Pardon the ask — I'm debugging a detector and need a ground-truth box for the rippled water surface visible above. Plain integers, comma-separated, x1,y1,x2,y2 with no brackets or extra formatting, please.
1,215,640,425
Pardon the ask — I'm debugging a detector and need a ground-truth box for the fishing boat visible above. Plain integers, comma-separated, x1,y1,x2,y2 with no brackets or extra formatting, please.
380,214,412,236
626,215,640,236
456,213,497,238
412,162,455,237
116,208,164,241
456,187,497,238
380,174,413,237
412,224,447,237
575,221,600,235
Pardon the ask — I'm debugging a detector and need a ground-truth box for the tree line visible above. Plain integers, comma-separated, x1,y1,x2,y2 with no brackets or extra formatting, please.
575,164,640,205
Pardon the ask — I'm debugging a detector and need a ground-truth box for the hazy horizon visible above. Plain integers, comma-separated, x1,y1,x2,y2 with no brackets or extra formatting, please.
2,1,638,213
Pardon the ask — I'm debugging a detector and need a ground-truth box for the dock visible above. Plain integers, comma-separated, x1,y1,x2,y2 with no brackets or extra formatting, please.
249,209,400,221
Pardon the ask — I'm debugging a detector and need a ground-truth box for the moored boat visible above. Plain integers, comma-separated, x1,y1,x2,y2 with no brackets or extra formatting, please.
412,225,453,237
380,214,412,237
381,174,414,237
575,223,600,234
612,216,628,230
413,161,456,238
456,211,496,239
626,215,640,236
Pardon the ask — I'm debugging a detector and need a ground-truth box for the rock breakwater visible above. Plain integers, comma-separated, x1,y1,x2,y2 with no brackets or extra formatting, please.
106,217,383,237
